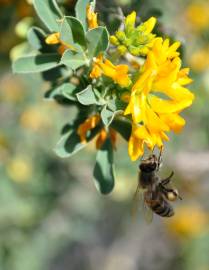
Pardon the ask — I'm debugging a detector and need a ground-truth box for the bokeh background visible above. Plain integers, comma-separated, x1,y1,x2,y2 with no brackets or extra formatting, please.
0,0,209,269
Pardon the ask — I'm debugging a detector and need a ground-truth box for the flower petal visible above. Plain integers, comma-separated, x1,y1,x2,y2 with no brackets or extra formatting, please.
149,95,194,113
160,113,185,133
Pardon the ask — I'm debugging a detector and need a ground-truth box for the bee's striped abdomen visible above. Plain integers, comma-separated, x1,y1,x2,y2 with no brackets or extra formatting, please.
151,199,174,217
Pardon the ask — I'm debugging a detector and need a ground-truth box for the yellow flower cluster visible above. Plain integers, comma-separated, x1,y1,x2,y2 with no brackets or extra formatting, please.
125,38,194,160
110,11,156,56
88,11,194,161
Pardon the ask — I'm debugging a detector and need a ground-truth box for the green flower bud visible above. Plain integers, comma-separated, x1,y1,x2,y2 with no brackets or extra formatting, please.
116,31,126,42
110,35,120,46
117,45,127,55
129,46,141,56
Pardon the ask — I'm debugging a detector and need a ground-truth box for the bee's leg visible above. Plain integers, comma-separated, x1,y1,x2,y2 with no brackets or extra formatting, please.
161,171,174,185
157,146,163,170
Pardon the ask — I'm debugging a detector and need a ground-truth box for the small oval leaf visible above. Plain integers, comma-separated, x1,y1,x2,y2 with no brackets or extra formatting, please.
93,138,115,194
60,48,87,70
60,16,86,47
13,53,61,73
33,0,63,32
86,27,109,58
76,85,100,105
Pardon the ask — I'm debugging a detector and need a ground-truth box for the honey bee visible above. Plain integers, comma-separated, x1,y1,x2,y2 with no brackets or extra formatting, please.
133,153,182,221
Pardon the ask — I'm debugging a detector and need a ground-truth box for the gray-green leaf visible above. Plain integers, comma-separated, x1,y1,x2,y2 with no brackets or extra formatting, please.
110,117,132,141
76,85,100,105
12,53,61,73
27,27,47,51
86,27,109,58
60,16,86,48
93,138,115,194
45,82,77,101
75,0,96,31
60,48,87,70
33,0,63,32
55,125,101,158
101,106,115,126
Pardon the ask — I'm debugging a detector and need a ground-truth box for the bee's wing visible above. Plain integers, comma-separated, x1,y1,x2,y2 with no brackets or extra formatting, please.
142,195,153,224
131,183,144,220
132,184,153,223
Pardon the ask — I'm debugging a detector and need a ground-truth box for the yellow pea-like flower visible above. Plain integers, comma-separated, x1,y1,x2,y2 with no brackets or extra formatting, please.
90,55,131,88
124,38,194,160
86,4,98,29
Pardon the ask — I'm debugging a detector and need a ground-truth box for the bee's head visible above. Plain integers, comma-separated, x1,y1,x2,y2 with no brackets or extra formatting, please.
139,155,158,172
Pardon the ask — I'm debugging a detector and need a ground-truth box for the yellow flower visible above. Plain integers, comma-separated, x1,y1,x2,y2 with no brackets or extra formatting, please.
124,38,194,160
111,12,157,56
86,4,98,29
90,54,103,79
45,32,60,44
128,122,169,161
125,11,136,32
90,55,131,87
77,115,101,143
45,32,75,54
186,2,209,31
20,106,51,131
165,205,208,238
96,128,117,149
77,115,117,149
6,157,33,183
189,47,209,72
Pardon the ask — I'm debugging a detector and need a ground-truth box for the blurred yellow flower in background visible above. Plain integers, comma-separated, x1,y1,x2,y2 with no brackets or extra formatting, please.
6,156,33,183
111,173,136,201
20,106,51,131
0,74,26,103
165,205,208,238
189,47,209,72
186,2,209,31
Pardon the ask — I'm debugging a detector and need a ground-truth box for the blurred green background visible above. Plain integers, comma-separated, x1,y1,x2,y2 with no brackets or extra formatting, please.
0,0,209,269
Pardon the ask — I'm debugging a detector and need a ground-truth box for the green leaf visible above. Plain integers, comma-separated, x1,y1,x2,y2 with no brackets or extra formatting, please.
101,106,115,126
93,138,115,194
42,66,69,81
10,42,31,61
107,99,126,112
33,0,63,32
12,53,61,73
45,82,77,101
27,27,47,51
101,100,124,126
60,16,86,47
76,85,100,105
86,27,109,58
60,48,87,70
75,0,96,31
110,117,132,141
55,125,101,158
